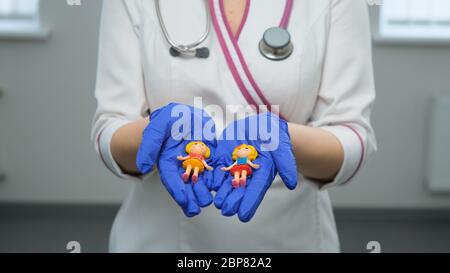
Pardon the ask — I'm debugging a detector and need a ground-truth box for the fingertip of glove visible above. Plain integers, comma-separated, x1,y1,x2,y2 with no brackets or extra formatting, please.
212,184,222,192
198,195,213,208
214,197,223,210
285,179,298,190
221,202,240,217
238,203,258,223
221,208,235,217
280,173,298,190
237,212,252,223
183,207,201,218
209,183,218,192
136,160,153,174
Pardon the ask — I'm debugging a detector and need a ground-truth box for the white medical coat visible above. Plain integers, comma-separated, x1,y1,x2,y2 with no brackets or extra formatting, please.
91,0,377,252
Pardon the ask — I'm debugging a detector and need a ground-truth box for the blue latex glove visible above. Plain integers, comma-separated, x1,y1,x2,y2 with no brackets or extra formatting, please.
212,112,298,222
136,103,216,217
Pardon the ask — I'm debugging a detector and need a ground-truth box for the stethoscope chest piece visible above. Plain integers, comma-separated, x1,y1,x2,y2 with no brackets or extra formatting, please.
259,27,293,61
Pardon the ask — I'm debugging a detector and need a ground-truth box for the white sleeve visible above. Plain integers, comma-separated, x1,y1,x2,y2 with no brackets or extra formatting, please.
91,0,150,181
308,0,377,190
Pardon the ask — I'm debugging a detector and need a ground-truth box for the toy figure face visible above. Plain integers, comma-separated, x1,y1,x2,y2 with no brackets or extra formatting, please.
236,146,252,158
190,142,208,155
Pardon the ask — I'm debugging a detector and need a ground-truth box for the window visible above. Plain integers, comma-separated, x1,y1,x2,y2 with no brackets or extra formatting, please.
379,0,450,41
0,0,45,37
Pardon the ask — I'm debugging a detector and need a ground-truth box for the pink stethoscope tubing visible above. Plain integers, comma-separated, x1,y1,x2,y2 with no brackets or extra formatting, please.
280,0,294,29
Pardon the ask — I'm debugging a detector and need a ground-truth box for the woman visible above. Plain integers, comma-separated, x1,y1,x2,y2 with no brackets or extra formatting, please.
91,0,376,252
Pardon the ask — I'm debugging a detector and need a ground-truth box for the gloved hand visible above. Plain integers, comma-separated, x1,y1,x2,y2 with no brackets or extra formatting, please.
136,103,216,217
211,112,298,222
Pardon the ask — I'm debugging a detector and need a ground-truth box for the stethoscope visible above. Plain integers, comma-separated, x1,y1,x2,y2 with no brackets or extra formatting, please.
155,0,294,61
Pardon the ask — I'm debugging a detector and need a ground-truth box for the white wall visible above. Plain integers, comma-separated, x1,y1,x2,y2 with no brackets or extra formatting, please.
329,8,450,208
0,1,449,208
0,0,129,203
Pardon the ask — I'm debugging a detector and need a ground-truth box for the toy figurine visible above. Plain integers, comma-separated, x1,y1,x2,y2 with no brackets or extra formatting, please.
177,141,213,183
221,144,260,188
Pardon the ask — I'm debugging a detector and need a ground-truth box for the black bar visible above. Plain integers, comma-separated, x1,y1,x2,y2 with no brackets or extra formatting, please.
0,253,449,272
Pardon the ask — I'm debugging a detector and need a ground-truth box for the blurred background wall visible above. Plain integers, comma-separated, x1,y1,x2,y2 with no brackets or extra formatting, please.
0,0,449,252
0,0,129,204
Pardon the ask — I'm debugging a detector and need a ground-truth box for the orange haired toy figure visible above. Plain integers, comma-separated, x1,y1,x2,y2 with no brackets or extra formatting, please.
177,141,213,183
221,144,260,188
